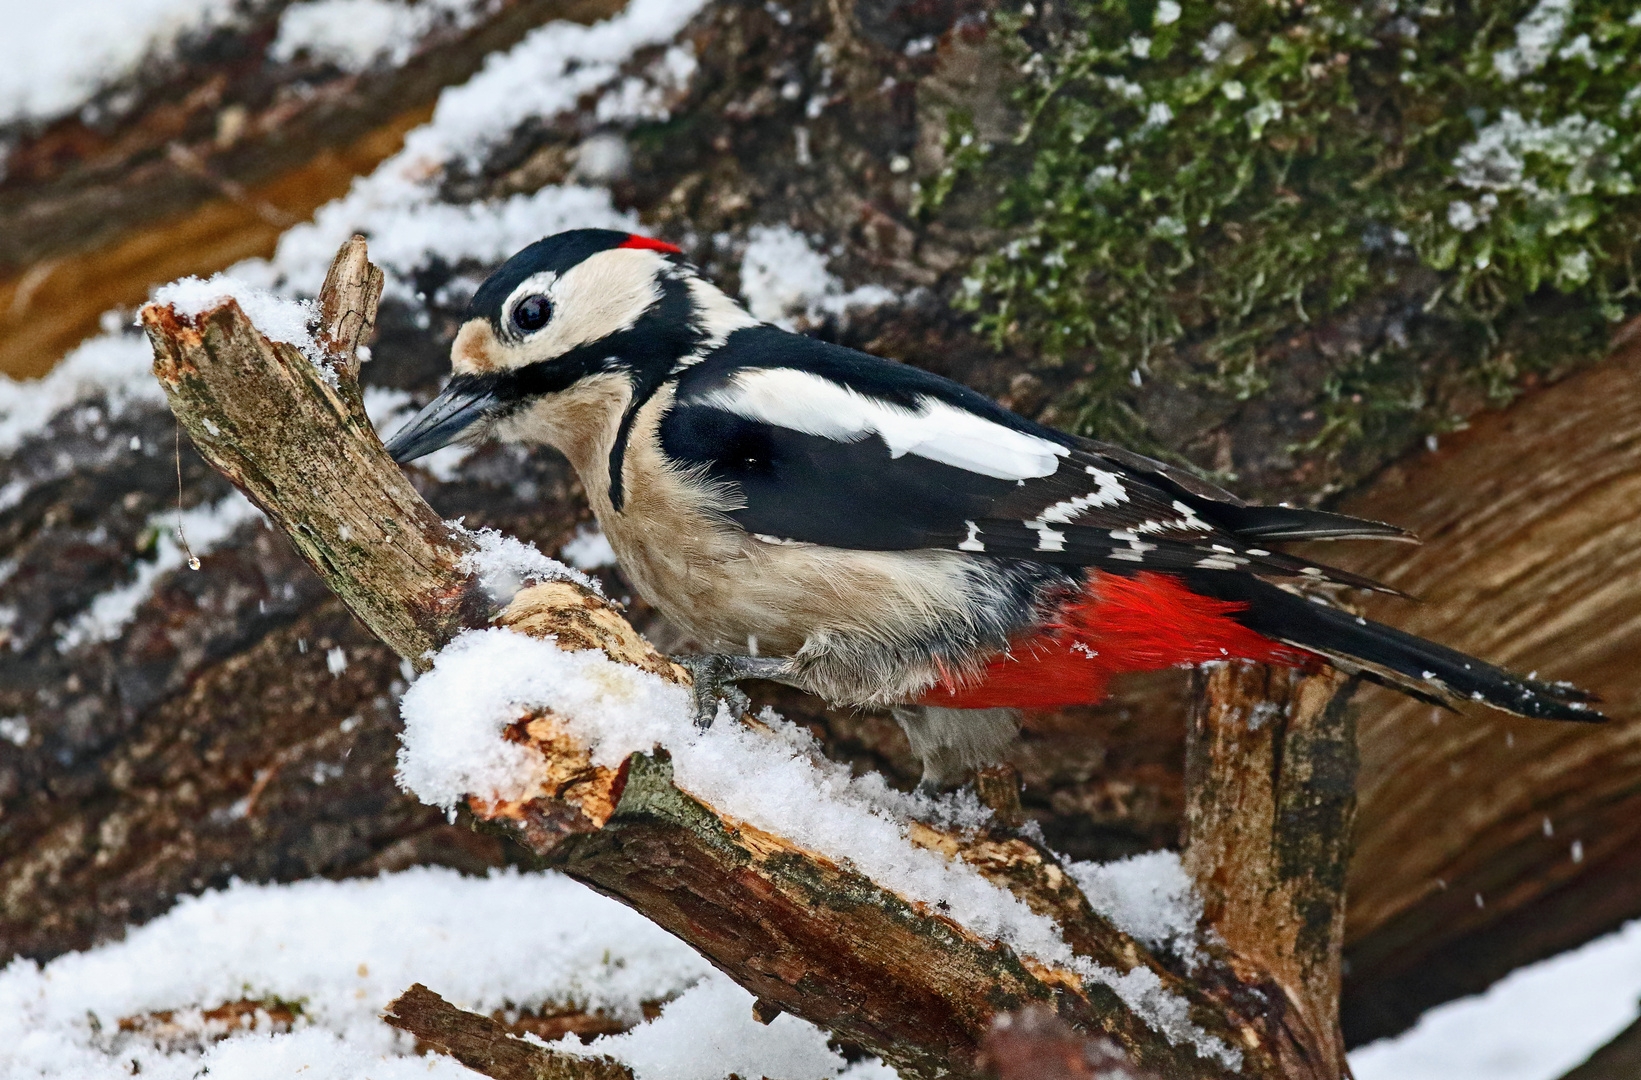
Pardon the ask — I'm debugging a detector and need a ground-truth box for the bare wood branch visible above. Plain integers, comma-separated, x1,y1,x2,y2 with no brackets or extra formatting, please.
383,983,632,1080
140,239,1360,1080
1183,664,1359,1080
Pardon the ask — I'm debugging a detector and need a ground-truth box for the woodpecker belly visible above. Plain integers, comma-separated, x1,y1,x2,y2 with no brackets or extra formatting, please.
598,389,1084,707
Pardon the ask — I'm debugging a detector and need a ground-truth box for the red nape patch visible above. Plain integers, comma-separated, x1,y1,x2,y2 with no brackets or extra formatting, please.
920,571,1318,710
618,234,682,255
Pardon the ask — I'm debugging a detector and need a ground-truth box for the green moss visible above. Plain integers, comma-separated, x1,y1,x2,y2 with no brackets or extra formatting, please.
926,0,1641,454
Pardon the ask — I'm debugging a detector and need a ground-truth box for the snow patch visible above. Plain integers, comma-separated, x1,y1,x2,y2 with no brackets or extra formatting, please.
270,0,478,72
1351,916,1641,1080
0,0,242,126
1069,851,1205,961
0,333,163,456
0,867,721,1080
561,524,620,570
1492,0,1574,83
59,491,265,651
738,225,896,329
457,523,600,604
151,274,322,359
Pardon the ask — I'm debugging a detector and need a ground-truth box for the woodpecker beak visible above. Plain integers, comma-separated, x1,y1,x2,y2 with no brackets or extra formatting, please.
384,377,501,463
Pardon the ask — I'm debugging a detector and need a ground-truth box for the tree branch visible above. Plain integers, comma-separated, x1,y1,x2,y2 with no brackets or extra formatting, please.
383,983,633,1080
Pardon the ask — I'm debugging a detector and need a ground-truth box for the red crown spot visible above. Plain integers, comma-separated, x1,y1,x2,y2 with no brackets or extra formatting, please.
618,234,682,255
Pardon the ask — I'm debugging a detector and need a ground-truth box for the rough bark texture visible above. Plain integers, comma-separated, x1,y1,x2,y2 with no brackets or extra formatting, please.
1184,665,1358,1079
136,242,1349,1080
978,1006,1159,1080
384,983,634,1080
1333,320,1641,1044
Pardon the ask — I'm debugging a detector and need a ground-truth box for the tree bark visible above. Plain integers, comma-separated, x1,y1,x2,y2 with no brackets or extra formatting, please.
1184,665,1358,1079
383,983,634,1080
0,0,623,379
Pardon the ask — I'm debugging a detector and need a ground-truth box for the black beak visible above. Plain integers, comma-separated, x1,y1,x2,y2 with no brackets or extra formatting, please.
384,378,501,463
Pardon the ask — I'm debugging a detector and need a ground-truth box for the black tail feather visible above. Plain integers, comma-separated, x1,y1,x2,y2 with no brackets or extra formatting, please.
1185,573,1604,723
1213,503,1420,544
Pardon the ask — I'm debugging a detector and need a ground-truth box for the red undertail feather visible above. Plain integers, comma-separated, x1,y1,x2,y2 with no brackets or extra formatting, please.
921,571,1316,710
619,234,682,254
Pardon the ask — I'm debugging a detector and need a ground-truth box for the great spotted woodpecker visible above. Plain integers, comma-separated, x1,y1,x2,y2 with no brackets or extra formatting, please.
385,229,1600,785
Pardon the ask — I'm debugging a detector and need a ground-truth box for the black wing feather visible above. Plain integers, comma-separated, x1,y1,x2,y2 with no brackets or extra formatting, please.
659,329,1407,592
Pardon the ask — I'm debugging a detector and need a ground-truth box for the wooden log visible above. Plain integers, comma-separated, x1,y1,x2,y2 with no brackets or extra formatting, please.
0,0,624,379
1332,322,1641,1043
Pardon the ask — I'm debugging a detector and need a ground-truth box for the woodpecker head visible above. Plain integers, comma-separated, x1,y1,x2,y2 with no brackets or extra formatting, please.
384,228,755,463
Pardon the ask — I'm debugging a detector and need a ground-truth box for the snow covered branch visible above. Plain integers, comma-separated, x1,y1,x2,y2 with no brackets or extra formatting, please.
140,240,1364,1080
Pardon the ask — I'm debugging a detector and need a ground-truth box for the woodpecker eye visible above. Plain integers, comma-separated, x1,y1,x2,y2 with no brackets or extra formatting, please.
511,294,552,333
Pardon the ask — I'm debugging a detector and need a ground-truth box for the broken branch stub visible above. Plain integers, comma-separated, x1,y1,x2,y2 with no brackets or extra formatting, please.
141,239,1357,1080
383,983,633,1080
1184,663,1360,1080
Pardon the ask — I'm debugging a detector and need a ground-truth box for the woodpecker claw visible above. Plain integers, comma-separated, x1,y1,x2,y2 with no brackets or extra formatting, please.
672,654,792,729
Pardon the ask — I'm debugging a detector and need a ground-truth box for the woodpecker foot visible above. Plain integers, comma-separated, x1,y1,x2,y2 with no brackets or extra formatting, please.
673,654,793,729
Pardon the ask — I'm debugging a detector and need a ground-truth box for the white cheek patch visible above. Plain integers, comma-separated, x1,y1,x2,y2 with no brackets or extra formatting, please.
696,368,1068,482
502,249,667,363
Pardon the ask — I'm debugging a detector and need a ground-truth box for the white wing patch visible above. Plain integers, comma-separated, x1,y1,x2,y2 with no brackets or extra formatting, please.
1035,465,1129,524
696,367,1069,481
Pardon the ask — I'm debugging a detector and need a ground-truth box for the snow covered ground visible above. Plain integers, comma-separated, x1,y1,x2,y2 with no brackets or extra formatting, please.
1350,917,1641,1080
0,866,892,1080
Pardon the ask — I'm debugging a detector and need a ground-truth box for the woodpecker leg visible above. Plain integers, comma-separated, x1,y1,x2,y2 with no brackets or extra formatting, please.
673,654,796,729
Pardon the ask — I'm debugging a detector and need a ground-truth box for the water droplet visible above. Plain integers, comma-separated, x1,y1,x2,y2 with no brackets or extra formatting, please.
188,556,201,571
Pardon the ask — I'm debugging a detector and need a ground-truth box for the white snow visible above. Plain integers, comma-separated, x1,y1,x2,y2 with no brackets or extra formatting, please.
58,490,266,651
0,0,243,126
1351,916,1641,1080
0,864,898,1079
270,0,478,73
1493,0,1574,83
738,225,896,329
570,972,854,1080
150,273,322,360
398,626,1240,1068
1069,851,1205,962
456,522,600,604
0,332,163,456
561,524,620,570
1453,110,1616,196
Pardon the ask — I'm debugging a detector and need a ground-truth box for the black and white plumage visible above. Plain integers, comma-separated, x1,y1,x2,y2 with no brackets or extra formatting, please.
384,229,1600,784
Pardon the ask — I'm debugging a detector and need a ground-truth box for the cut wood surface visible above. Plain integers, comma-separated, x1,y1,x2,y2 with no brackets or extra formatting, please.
140,238,1365,1080
1332,322,1641,1043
